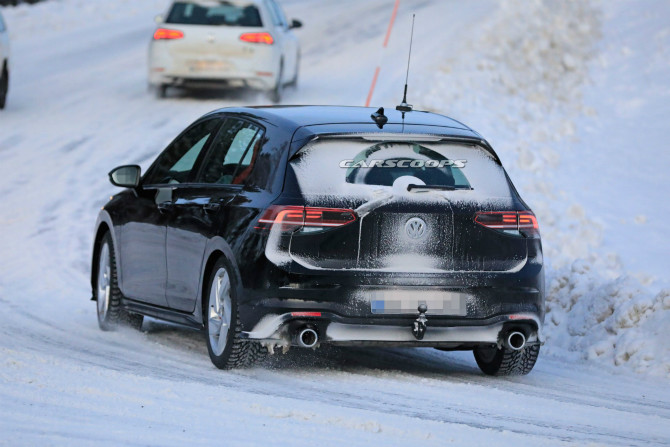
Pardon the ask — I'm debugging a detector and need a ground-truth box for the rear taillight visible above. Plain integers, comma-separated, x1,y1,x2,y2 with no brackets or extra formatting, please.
239,32,274,44
475,211,539,237
518,211,539,236
153,28,184,40
255,206,357,233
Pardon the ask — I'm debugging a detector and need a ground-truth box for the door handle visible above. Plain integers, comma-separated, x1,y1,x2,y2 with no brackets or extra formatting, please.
203,202,221,213
157,201,173,213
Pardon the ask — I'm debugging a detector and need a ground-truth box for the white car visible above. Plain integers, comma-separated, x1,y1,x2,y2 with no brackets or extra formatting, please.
0,10,9,110
148,0,301,102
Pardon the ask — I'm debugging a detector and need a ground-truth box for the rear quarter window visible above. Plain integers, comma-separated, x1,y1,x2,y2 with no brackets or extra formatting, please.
289,138,514,204
166,1,263,27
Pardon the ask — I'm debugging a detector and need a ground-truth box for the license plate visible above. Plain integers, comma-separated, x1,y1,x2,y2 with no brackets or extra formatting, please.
188,60,230,72
370,289,467,315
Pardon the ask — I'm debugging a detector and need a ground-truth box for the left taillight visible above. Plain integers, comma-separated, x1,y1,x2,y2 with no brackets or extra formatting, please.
255,206,357,233
153,28,184,40
474,211,539,237
239,32,274,44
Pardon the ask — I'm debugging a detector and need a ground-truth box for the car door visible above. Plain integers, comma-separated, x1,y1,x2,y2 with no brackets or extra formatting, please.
165,117,265,312
119,117,221,306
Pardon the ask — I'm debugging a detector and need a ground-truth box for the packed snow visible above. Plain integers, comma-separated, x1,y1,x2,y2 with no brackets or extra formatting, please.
416,0,670,378
0,0,669,445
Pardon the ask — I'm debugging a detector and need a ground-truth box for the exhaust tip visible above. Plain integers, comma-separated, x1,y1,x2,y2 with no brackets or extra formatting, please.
298,327,318,348
507,331,526,351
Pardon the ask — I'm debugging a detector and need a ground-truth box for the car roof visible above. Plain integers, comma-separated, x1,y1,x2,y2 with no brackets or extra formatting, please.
171,0,265,6
208,105,482,138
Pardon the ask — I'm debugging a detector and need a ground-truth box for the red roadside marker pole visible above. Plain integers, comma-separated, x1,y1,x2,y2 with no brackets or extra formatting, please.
365,0,401,107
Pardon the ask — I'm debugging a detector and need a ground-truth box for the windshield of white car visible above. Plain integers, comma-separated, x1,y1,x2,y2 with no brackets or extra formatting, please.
166,2,263,27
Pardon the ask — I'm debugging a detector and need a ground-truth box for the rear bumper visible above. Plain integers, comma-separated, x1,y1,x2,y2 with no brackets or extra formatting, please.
238,254,545,348
148,42,278,90
241,311,544,348
148,73,275,90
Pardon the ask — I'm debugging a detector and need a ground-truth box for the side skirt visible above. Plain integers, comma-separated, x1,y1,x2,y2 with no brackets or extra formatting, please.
122,298,203,331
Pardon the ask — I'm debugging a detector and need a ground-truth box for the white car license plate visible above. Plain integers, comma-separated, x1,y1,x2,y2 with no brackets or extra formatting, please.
188,60,230,72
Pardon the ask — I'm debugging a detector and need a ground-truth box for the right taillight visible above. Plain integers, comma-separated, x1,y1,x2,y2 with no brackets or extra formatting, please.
475,211,539,237
239,32,274,45
153,28,184,40
255,206,357,233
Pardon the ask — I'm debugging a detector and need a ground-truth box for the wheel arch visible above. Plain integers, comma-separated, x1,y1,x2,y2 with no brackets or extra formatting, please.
195,237,243,325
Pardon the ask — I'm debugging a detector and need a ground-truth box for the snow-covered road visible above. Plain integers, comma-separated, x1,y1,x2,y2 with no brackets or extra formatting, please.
0,0,669,445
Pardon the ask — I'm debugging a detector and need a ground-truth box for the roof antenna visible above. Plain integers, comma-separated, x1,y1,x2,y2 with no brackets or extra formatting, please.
396,14,415,113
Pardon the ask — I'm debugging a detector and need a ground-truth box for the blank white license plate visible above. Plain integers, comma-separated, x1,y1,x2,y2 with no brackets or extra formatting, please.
370,290,467,316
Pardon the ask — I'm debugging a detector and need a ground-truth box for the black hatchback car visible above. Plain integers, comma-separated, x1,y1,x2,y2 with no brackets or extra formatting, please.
92,105,545,375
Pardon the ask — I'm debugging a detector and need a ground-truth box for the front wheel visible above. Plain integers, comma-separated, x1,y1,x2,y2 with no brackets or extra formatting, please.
204,258,265,369
473,344,540,376
95,233,143,331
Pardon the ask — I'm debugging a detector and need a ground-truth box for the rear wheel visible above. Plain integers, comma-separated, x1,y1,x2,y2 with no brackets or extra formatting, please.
287,53,300,88
0,67,8,110
473,344,540,376
268,61,283,103
204,258,265,369
95,233,143,331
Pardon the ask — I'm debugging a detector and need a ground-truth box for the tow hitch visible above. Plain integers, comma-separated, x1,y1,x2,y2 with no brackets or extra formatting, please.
412,304,428,340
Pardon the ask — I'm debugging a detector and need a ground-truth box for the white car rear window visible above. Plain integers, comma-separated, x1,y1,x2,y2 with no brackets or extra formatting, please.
166,2,263,27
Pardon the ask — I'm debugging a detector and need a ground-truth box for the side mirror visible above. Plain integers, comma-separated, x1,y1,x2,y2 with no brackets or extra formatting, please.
109,165,141,188
289,19,302,29
154,14,164,24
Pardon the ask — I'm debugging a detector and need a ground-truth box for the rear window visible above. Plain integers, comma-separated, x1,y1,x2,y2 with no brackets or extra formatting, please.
290,138,513,203
166,1,263,27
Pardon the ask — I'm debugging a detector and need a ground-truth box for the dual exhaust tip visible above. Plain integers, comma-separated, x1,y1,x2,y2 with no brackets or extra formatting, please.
504,331,527,351
296,327,319,348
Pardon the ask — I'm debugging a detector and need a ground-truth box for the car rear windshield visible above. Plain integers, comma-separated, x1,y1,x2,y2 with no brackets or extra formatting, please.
289,138,514,203
166,1,263,27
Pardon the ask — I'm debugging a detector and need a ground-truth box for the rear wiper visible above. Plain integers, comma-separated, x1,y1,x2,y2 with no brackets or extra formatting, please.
407,184,472,192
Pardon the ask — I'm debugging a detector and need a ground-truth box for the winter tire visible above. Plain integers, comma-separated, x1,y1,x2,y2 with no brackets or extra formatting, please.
473,343,540,376
95,232,143,331
204,257,265,369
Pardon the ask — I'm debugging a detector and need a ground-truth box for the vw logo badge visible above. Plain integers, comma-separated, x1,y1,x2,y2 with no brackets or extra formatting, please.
405,217,427,239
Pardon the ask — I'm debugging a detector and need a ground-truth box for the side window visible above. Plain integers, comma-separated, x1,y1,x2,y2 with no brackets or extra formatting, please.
144,118,220,185
197,119,264,185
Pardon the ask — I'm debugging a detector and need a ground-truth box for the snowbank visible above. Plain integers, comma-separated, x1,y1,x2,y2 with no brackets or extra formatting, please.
416,0,670,377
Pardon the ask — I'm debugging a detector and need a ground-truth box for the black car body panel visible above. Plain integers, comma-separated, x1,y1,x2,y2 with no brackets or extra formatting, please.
92,106,545,351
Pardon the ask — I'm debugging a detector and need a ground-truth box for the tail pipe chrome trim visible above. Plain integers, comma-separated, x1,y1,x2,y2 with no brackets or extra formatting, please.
504,331,526,351
296,327,318,348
